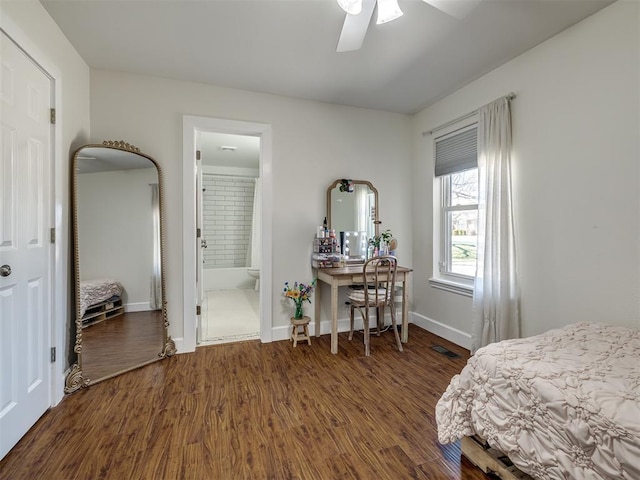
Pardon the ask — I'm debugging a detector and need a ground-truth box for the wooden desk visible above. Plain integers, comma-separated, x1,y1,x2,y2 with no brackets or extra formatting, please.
313,265,412,354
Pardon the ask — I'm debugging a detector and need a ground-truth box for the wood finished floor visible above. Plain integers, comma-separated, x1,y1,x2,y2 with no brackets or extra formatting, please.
0,325,491,480
82,311,165,382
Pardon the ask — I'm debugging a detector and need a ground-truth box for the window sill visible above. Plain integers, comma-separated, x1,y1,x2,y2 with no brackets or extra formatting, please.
429,277,474,297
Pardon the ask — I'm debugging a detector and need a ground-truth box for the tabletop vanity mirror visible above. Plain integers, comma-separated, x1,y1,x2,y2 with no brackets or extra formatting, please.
326,179,379,262
65,141,175,393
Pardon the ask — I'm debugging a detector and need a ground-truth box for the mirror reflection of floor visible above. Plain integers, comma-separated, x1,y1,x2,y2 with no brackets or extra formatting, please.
200,288,260,344
81,310,164,382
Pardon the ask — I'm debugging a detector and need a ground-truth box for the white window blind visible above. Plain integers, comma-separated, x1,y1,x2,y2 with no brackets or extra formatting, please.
435,125,478,177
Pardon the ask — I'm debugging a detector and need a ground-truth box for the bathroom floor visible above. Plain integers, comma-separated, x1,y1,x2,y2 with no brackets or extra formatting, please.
200,288,260,344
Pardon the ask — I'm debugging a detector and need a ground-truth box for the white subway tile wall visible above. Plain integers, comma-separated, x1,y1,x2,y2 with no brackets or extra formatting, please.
202,175,256,268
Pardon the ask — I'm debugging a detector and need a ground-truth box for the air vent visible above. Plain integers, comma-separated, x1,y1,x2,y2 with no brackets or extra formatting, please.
431,345,460,359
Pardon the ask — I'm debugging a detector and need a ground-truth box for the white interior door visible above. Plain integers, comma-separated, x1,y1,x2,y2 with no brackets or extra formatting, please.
195,148,204,344
0,31,53,460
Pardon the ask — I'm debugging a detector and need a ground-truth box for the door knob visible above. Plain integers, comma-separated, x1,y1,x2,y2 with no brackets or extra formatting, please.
201,239,208,249
0,265,11,277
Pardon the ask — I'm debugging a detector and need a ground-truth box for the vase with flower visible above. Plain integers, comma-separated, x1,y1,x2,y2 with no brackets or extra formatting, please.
283,279,316,319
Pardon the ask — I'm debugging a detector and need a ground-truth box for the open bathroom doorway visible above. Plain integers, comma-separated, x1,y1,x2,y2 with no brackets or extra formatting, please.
196,131,262,345
197,132,261,344
183,115,272,352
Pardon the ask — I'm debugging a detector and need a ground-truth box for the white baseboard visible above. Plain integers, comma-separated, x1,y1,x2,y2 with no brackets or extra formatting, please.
172,337,187,354
189,311,471,351
410,312,471,350
54,367,70,404
271,317,355,342
125,302,151,313
271,312,412,343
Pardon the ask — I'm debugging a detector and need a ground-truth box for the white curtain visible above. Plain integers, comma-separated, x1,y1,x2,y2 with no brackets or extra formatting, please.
150,184,163,310
471,96,520,353
246,178,262,269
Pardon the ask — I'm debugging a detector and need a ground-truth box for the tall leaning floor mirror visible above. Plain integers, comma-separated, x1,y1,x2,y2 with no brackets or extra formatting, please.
65,140,175,393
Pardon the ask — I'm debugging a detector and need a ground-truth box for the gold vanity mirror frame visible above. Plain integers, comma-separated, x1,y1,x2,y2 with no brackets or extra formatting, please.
326,179,380,242
65,140,175,393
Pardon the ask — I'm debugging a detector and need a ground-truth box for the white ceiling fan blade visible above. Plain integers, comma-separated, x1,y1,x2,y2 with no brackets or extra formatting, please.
376,0,403,25
336,0,376,52
422,0,481,19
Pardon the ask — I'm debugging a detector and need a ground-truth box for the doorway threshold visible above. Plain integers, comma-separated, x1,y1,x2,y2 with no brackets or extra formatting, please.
198,332,260,346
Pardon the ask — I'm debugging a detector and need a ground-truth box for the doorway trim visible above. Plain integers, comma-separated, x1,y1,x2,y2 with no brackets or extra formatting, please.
182,115,272,352
0,17,65,407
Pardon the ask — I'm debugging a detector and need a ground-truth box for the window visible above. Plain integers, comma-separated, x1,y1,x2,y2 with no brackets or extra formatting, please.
441,168,478,279
431,123,478,294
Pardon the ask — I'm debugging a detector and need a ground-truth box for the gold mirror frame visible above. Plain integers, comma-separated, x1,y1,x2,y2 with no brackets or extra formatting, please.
65,140,175,394
326,179,380,238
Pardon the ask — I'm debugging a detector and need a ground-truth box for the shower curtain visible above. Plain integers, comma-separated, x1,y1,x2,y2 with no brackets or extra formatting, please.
247,178,262,270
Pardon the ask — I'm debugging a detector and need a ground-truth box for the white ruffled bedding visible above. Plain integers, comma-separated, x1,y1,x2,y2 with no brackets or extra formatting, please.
436,322,640,480
79,278,123,318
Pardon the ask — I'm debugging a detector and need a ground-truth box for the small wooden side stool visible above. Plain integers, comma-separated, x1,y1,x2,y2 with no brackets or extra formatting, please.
290,316,311,347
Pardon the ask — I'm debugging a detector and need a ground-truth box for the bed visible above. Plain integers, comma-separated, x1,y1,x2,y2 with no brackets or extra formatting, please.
436,322,640,479
79,278,124,319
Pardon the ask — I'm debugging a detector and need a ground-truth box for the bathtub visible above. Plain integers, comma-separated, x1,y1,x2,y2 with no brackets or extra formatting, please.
203,267,255,291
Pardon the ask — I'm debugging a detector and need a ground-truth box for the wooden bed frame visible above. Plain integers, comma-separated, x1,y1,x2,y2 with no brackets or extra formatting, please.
462,435,533,480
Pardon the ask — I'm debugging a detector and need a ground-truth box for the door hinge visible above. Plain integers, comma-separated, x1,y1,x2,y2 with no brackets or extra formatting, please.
50,347,56,363
197,228,201,238
50,108,56,124
50,227,56,244
196,150,201,160
196,305,201,316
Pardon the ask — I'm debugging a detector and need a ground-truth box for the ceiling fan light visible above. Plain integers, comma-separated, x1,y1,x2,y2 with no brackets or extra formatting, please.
376,0,403,24
337,0,363,15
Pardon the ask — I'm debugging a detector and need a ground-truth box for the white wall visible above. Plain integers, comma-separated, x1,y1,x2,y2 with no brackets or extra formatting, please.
89,71,413,345
77,168,156,309
412,0,640,345
0,2,91,371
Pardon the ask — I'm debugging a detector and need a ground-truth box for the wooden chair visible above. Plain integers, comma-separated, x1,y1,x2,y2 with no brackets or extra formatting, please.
347,255,403,356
